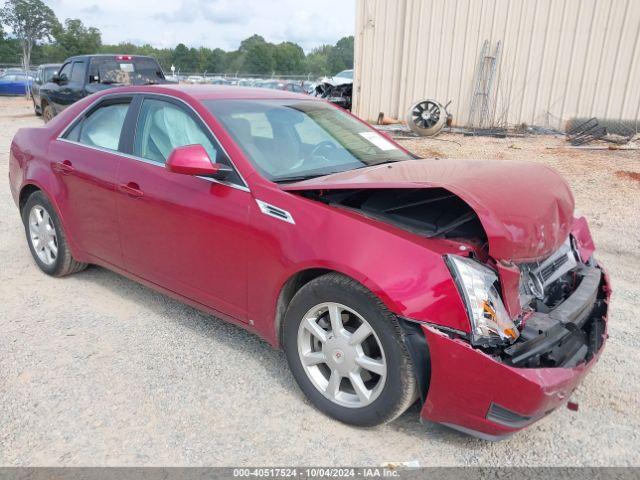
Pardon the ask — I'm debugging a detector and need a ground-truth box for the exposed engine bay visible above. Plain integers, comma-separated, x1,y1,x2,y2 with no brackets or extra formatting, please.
297,187,607,370
500,246,607,369
298,187,487,243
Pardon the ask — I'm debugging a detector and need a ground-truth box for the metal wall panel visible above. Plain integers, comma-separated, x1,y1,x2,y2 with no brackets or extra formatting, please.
353,0,640,129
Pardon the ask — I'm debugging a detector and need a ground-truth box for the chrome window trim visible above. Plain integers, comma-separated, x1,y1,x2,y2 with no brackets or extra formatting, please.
56,91,250,191
56,137,250,193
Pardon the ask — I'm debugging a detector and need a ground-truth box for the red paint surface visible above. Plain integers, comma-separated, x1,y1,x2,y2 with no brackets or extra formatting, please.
166,144,222,177
282,158,575,263
8,85,607,437
419,320,607,437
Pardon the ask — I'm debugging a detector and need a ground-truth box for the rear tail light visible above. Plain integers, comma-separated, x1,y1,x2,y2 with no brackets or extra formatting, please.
116,55,133,60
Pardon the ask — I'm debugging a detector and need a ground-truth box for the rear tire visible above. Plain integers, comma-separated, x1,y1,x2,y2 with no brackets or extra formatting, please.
43,104,55,123
33,98,42,116
283,273,417,427
22,191,87,277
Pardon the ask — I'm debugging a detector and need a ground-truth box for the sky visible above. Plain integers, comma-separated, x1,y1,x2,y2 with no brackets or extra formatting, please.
41,0,356,52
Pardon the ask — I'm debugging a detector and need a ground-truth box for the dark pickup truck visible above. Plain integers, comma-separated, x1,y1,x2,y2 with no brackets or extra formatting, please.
37,54,167,122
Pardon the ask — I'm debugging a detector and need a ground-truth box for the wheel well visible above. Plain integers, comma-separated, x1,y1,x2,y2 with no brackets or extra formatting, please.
275,269,431,406
19,184,40,212
275,268,332,346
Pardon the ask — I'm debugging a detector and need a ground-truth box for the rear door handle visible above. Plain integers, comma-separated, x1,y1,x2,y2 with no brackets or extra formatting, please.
117,182,144,198
52,160,74,175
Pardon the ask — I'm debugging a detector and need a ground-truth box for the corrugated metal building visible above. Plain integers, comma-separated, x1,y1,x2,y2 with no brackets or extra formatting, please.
353,0,640,130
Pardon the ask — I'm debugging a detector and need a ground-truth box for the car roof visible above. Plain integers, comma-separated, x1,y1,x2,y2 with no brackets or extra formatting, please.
95,84,314,102
39,63,62,68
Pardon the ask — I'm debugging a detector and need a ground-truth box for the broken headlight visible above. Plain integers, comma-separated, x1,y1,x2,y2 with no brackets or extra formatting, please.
446,255,520,347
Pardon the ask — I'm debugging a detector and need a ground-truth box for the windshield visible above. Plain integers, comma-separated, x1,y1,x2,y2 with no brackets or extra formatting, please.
206,99,413,182
88,56,165,85
336,70,353,79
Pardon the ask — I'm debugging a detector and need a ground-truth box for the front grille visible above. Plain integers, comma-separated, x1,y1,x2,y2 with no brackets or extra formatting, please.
539,253,569,282
519,238,578,305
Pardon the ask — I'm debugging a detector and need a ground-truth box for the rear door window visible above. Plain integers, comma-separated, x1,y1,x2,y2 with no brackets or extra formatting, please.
64,99,131,151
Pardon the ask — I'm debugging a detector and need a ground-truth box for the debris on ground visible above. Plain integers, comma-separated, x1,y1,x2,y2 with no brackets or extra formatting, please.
405,99,452,137
373,123,418,137
376,112,402,125
566,118,607,145
615,170,640,183
463,127,507,138
566,117,636,146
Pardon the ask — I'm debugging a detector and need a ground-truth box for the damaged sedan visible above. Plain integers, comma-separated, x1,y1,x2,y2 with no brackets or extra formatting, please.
8,85,609,439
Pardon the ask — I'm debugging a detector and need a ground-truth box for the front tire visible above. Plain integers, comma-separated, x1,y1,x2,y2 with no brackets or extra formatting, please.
33,98,42,116
283,273,417,427
22,191,87,277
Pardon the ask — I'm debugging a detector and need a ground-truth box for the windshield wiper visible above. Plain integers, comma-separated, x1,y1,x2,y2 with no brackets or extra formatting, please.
273,174,325,183
274,170,350,183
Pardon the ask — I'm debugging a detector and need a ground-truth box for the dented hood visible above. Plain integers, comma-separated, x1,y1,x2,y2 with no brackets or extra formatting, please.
281,159,574,262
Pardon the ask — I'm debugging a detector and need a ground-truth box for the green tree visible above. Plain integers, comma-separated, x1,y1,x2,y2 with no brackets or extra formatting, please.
200,47,226,74
243,42,275,74
0,24,22,64
0,0,58,68
31,42,63,63
224,50,244,75
172,43,192,72
327,35,354,74
304,44,332,76
239,34,266,53
273,41,304,74
53,18,101,58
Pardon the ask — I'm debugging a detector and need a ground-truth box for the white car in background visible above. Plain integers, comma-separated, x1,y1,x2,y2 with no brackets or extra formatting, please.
326,69,353,85
186,75,205,84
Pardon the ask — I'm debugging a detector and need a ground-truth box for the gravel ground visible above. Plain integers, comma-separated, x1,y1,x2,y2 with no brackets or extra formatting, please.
1,97,639,466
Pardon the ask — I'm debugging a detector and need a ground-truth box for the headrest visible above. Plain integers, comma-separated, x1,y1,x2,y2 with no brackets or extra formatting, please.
225,117,253,143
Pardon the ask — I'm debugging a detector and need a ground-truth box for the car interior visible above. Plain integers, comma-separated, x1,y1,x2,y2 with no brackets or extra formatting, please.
135,99,220,163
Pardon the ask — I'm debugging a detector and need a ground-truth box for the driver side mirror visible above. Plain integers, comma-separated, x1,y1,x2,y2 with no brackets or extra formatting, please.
166,144,233,180
52,73,67,85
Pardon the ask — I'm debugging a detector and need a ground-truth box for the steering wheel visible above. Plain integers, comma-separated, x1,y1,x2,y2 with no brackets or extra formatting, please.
308,141,339,165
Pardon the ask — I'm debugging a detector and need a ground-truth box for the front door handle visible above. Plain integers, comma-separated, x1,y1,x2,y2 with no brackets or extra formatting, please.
117,182,144,198
52,160,74,175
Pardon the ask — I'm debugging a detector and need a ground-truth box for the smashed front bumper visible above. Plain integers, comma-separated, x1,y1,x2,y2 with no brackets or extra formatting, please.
417,264,610,439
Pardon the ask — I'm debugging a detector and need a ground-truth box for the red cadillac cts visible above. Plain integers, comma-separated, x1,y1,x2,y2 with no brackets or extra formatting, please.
8,85,610,439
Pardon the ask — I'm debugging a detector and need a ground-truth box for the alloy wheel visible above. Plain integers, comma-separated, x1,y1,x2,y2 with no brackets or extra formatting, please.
297,302,387,408
28,205,58,266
